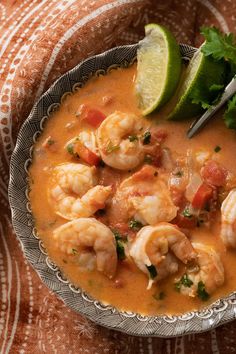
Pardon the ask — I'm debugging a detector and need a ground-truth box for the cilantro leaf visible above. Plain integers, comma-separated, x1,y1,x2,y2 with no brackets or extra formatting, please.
146,264,158,279
142,131,151,145
175,273,193,292
113,230,126,261
129,219,143,230
201,27,236,64
224,94,236,130
197,281,210,301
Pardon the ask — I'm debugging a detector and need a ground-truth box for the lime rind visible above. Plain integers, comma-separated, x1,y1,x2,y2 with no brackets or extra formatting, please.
135,23,182,116
168,47,227,120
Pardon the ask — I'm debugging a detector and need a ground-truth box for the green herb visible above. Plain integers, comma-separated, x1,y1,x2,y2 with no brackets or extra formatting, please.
214,145,221,153
146,264,157,279
99,160,105,168
47,138,55,145
175,273,193,292
71,248,78,255
174,170,183,177
144,155,153,164
128,135,138,142
197,281,210,301
201,27,236,64
182,207,193,218
129,219,143,230
190,27,236,112
106,141,120,154
67,143,74,155
113,230,126,261
224,94,236,130
153,291,166,301
142,131,151,145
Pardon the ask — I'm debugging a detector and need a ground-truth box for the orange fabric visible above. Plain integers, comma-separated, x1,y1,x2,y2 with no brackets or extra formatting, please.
0,0,236,352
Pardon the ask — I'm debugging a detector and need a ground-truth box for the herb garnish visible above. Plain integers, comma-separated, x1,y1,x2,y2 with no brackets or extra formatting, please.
214,145,221,153
153,291,165,301
146,264,158,279
106,142,120,154
129,219,143,230
182,207,193,218
67,143,74,155
47,138,55,145
175,274,193,292
197,281,210,301
128,135,138,142
174,170,183,177
144,155,153,164
113,230,127,261
142,131,151,145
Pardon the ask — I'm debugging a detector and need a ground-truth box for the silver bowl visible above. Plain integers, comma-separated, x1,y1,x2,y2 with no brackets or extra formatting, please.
8,43,236,337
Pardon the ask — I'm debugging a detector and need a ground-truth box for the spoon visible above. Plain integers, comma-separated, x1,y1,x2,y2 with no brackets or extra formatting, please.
187,75,236,139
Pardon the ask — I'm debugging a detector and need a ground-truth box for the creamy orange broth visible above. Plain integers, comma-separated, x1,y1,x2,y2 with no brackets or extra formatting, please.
29,64,236,315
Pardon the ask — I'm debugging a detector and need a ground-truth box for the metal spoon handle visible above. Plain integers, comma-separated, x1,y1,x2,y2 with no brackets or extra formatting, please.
187,75,236,138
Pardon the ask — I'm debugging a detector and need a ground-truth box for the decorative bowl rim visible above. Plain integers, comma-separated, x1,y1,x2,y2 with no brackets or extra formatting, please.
8,43,236,337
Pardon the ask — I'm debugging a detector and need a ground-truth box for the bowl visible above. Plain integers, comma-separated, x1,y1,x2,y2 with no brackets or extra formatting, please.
8,43,236,337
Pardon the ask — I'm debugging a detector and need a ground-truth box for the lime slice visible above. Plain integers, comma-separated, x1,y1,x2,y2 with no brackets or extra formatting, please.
135,23,181,116
168,49,226,120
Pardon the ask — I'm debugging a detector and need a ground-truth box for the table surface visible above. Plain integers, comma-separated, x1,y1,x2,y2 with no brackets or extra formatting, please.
0,0,236,353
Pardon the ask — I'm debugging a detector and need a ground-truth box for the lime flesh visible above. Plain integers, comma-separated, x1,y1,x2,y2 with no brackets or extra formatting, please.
135,23,182,116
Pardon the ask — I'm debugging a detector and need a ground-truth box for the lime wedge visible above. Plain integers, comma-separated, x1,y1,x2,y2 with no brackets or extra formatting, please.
135,23,181,116
168,49,226,120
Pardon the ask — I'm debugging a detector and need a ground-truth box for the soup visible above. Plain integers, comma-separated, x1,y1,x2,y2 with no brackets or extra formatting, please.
29,64,236,315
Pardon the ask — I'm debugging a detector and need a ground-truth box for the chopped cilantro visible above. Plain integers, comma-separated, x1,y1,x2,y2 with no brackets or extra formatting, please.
153,291,166,301
200,27,236,64
197,281,210,301
129,219,143,230
144,155,153,164
224,94,236,130
175,273,193,292
128,135,138,142
99,160,105,168
182,207,193,218
67,143,74,155
113,230,127,261
174,170,183,177
146,264,157,279
214,145,221,153
47,138,55,145
142,131,151,145
106,142,120,154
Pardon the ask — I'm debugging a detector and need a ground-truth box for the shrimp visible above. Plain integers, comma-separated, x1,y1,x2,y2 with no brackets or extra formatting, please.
178,243,224,297
49,163,112,220
129,222,196,288
97,111,148,170
53,218,117,278
109,165,178,225
220,189,236,248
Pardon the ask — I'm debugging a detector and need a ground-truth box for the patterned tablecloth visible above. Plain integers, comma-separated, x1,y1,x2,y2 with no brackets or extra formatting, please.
0,0,236,353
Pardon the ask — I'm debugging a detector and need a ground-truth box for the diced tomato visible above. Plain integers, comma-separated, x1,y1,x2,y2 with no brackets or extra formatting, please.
191,183,214,209
201,160,227,187
170,187,186,208
83,109,106,128
150,127,168,144
172,213,197,229
73,142,100,166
